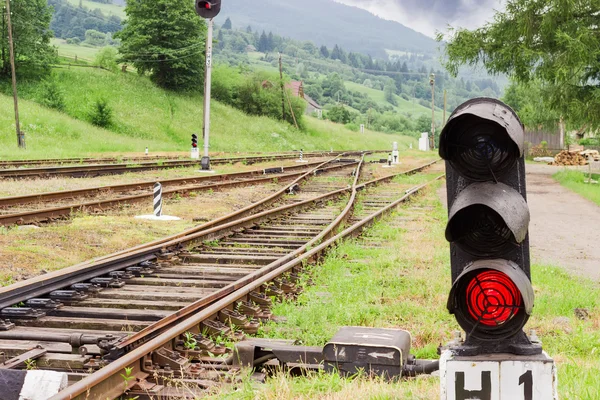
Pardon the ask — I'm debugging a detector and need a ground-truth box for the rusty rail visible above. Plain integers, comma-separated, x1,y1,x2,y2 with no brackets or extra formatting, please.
51,171,444,400
0,152,351,179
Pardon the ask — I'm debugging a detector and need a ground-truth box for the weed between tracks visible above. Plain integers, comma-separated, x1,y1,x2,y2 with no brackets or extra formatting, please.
209,183,600,399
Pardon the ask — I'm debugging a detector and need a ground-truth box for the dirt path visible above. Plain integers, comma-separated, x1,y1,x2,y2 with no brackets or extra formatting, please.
438,164,600,281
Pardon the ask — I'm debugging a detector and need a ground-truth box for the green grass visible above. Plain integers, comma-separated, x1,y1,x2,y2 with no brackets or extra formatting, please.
64,0,125,18
0,68,416,159
553,169,600,206
210,184,600,399
345,81,445,121
51,38,102,62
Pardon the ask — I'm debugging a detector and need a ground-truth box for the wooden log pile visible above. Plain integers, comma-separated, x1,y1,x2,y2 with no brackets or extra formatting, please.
551,150,588,166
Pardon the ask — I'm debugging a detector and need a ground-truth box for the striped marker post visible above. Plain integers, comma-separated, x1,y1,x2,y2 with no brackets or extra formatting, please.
153,183,163,217
299,149,303,162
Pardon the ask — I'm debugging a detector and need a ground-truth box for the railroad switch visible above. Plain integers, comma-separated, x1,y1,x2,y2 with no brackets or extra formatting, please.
231,327,438,380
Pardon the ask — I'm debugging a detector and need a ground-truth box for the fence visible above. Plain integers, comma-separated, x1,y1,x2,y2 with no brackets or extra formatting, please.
524,129,563,150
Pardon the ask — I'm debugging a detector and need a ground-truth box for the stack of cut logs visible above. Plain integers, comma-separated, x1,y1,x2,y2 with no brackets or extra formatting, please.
551,150,588,166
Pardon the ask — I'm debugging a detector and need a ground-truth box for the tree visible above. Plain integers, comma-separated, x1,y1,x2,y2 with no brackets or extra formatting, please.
440,0,600,129
0,0,55,78
384,84,397,106
319,45,329,58
257,31,269,52
116,0,206,91
222,17,232,30
327,104,351,124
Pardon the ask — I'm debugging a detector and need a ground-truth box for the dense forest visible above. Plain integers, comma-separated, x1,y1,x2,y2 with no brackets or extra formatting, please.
49,0,121,44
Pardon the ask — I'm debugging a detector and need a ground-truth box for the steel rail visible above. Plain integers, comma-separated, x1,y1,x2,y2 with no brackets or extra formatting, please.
0,152,350,180
113,156,366,352
0,152,338,168
114,160,440,352
0,156,352,309
0,172,303,226
0,162,359,226
51,173,445,400
0,160,329,208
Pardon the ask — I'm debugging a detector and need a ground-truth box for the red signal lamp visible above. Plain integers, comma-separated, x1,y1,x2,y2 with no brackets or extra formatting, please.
448,259,533,343
195,0,221,18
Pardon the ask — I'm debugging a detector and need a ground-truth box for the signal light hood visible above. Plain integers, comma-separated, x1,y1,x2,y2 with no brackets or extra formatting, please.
439,98,525,181
445,182,530,256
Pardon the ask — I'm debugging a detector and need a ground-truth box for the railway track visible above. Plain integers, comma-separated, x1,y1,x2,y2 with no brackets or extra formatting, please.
0,152,350,180
0,157,442,399
0,160,358,226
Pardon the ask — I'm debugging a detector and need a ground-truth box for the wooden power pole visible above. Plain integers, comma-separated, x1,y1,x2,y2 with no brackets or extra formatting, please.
5,0,24,148
279,53,285,122
443,89,447,126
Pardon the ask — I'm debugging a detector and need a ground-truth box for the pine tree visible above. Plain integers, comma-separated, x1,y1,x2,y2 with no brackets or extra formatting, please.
319,45,329,58
267,32,274,51
116,0,206,91
0,0,55,78
216,29,225,50
222,17,232,30
258,31,269,52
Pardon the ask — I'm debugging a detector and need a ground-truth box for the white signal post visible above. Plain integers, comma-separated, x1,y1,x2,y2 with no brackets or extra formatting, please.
201,18,214,171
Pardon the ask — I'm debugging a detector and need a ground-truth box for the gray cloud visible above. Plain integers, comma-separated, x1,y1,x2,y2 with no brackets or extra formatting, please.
334,0,505,37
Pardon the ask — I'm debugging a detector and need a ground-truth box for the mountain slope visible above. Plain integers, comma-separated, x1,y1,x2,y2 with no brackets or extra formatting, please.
215,0,438,58
0,68,416,159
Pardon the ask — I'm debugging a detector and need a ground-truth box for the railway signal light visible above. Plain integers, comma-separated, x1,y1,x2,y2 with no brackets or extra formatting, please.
192,134,198,148
195,0,221,19
439,98,541,356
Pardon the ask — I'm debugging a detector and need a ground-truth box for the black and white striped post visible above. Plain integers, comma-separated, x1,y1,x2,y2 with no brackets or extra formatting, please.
153,183,163,217
299,149,303,162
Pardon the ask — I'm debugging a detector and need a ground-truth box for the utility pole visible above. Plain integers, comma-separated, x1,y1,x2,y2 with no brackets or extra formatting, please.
429,73,436,150
279,53,285,122
5,0,24,149
201,18,214,170
443,89,447,126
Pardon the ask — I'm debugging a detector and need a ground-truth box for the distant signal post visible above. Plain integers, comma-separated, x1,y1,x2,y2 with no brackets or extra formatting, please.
195,0,222,171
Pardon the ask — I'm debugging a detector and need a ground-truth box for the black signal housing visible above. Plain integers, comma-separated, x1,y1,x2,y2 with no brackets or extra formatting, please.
195,0,221,19
440,98,541,356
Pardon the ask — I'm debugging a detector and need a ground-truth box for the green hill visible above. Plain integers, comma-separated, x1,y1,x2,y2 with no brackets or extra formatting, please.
0,67,416,160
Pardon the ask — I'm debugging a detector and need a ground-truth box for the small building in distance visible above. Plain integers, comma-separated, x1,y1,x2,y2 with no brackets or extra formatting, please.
286,81,322,116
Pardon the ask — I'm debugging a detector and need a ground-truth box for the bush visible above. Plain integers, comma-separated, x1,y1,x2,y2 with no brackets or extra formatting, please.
94,47,119,72
327,105,351,124
66,37,81,45
345,123,359,132
580,138,600,146
89,99,113,127
39,80,66,112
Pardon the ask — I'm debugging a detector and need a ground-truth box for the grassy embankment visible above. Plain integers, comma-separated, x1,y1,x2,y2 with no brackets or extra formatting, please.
246,50,445,121
0,67,416,160
210,176,600,399
553,169,600,206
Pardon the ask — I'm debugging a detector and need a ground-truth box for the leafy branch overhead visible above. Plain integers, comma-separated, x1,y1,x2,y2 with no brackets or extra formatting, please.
439,0,600,130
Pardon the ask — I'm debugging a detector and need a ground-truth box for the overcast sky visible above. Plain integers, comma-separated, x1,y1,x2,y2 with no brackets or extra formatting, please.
334,0,505,38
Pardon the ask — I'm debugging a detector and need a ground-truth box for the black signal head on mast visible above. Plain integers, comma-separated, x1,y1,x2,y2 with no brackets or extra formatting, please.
440,98,541,356
195,0,221,19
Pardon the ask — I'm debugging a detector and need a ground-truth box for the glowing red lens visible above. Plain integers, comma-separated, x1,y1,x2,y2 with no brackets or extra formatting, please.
466,270,522,326
205,2,211,8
